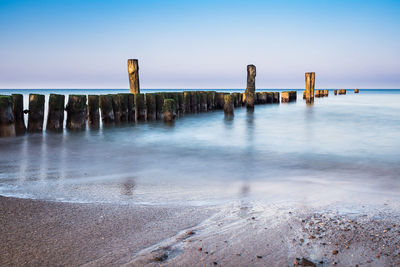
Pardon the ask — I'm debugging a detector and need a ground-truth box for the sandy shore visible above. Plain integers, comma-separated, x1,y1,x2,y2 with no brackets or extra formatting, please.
1,196,400,266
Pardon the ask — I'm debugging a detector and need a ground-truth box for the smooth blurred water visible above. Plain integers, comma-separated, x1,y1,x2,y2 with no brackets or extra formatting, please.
0,89,400,207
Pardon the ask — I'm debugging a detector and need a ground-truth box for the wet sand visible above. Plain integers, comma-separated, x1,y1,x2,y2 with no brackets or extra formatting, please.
1,196,400,266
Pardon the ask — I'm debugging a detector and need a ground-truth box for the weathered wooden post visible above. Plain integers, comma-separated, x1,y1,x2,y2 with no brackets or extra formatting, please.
324,89,329,96
46,94,65,131
145,93,157,120
172,93,180,115
163,99,176,122
87,95,100,127
334,89,337,95
178,92,184,114
303,91,306,99
99,95,114,124
155,93,165,119
119,93,130,122
128,59,140,94
354,89,359,93
245,64,256,109
199,91,208,112
223,94,234,116
11,94,26,135
273,92,280,103
305,72,315,103
267,92,273,103
281,92,289,103
128,94,135,122
315,90,320,98
110,94,121,124
0,95,16,137
134,93,146,121
190,91,198,113
66,95,87,130
28,94,45,132
184,92,191,113
207,91,215,110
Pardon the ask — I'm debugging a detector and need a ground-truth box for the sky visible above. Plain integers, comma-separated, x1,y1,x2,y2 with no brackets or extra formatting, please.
0,0,399,89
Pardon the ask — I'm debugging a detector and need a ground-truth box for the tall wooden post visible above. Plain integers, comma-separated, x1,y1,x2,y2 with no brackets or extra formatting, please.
128,59,140,94
245,64,256,109
305,72,315,103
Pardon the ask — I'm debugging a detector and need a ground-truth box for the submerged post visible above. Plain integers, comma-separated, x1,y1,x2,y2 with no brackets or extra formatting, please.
245,64,256,109
28,94,45,133
47,94,65,131
88,95,100,127
66,95,87,130
128,59,140,94
134,93,146,121
110,94,121,124
163,99,176,122
305,72,315,103
119,94,130,122
145,93,156,120
11,94,26,135
99,95,114,124
0,95,16,137
223,94,234,116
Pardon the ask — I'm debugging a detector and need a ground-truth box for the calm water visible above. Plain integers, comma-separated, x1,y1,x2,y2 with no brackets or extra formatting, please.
1,89,400,207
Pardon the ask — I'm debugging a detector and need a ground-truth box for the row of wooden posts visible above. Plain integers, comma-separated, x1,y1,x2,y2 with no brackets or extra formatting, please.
0,90,284,137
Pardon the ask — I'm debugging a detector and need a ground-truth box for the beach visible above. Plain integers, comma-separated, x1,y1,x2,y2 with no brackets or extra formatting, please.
1,196,400,266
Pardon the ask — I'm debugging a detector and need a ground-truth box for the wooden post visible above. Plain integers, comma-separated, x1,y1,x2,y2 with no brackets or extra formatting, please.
223,94,234,116
178,92,184,115
199,91,208,112
119,93,130,122
245,64,256,109
87,95,100,127
11,94,26,135
281,92,289,103
354,89,359,93
28,94,45,133
156,93,165,119
273,92,280,103
0,95,16,137
128,59,140,94
134,93,146,121
324,89,329,96
267,92,273,103
305,72,315,103
128,94,135,122
99,95,115,124
334,89,337,95
190,91,198,113
207,91,216,110
163,99,176,122
46,94,65,131
66,95,87,130
110,94,121,124
145,93,156,120
184,92,191,113
315,90,320,98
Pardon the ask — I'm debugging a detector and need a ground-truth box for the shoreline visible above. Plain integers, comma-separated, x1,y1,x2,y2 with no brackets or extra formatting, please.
1,196,400,266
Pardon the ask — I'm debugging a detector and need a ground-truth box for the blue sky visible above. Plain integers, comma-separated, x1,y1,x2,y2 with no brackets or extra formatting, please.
0,0,399,89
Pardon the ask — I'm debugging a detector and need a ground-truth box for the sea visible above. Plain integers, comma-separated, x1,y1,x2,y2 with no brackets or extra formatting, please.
0,89,400,208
